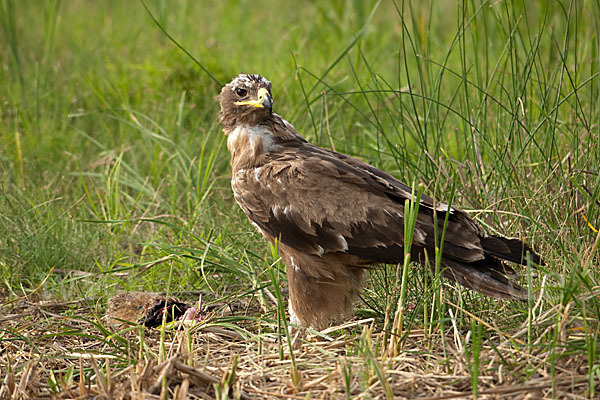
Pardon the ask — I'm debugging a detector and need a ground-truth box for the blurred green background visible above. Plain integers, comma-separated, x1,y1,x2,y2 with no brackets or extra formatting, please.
1,0,598,314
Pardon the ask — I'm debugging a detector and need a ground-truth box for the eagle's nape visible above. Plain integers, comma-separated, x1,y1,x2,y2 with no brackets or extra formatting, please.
217,73,544,330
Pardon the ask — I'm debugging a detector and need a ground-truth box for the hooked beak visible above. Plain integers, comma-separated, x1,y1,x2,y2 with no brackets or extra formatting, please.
234,87,273,110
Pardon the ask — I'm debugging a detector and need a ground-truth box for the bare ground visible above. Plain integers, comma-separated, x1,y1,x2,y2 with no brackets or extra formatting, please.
0,296,592,399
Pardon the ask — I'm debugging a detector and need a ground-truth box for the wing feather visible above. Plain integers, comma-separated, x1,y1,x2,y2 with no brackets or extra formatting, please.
232,142,486,265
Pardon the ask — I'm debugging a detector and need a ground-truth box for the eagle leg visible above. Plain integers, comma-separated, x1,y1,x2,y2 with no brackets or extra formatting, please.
281,247,364,330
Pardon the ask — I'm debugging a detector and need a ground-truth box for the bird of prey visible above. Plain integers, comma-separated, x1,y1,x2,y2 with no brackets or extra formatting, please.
217,73,542,330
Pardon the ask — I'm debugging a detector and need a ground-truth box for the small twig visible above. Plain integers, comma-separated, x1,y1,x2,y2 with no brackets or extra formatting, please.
321,91,336,152
415,377,587,400
262,286,278,306
89,356,110,398
320,318,375,335
173,360,253,400
149,356,176,394
244,387,306,399
173,360,218,384
446,300,524,345
2,266,55,306
202,326,244,340
424,150,479,209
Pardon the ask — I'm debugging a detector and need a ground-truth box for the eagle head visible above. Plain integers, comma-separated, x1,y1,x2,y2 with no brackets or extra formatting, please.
217,73,273,133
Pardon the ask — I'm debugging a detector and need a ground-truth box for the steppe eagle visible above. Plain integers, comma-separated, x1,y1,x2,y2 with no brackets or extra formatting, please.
217,73,542,330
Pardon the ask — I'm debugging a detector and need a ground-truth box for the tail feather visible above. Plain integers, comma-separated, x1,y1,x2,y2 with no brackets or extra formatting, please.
417,235,542,300
440,257,528,300
480,236,544,266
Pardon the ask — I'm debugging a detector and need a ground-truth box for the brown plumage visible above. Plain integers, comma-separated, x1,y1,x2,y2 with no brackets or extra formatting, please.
217,73,543,330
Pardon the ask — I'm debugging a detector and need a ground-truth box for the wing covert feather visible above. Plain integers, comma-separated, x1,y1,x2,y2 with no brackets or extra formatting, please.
232,144,485,264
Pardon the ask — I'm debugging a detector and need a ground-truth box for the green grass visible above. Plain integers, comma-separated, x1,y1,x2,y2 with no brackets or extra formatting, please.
1,0,599,398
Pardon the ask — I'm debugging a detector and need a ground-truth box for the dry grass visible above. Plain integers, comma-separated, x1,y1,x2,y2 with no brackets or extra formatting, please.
0,294,592,399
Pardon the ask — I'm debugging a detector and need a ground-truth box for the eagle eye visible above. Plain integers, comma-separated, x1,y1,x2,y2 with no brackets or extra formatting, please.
234,88,248,97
